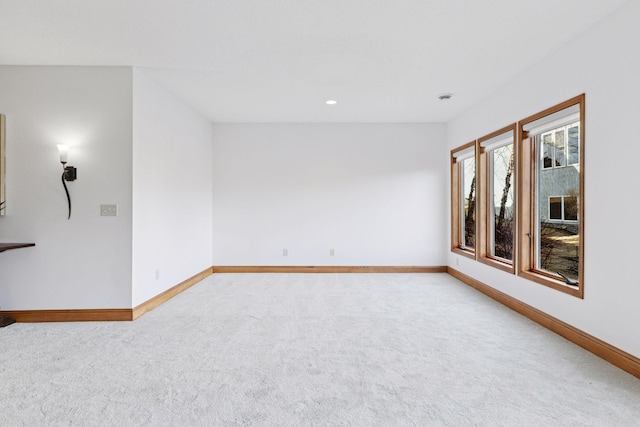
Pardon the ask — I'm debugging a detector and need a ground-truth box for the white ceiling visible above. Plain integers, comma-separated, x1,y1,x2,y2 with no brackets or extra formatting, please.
0,0,629,123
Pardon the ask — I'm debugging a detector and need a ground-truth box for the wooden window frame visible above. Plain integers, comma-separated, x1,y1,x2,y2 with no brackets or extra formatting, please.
477,124,517,274
517,94,585,298
451,141,477,259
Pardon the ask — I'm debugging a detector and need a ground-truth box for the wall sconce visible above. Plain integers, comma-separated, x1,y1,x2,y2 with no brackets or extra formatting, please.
57,144,77,219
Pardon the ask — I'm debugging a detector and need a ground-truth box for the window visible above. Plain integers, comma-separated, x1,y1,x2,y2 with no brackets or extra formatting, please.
518,95,584,297
548,196,578,221
549,197,562,220
478,125,516,272
450,95,584,296
568,125,580,165
451,141,476,258
541,122,580,169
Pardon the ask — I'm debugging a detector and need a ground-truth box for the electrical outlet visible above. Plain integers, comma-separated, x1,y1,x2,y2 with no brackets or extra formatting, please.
155,269,160,280
330,248,335,256
282,249,288,256
100,204,118,216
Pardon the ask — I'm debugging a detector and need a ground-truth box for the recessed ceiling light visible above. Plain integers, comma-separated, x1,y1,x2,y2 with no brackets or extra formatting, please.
325,100,338,105
438,93,453,101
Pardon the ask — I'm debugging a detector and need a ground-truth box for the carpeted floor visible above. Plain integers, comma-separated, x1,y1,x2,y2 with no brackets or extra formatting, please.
1,273,639,426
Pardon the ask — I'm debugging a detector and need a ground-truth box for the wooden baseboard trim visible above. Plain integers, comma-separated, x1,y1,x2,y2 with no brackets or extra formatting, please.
0,267,214,323
447,267,640,379
0,308,133,323
212,266,447,273
132,266,213,320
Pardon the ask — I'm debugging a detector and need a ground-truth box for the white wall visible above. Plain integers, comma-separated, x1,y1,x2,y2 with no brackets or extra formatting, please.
447,0,640,357
132,70,213,307
212,123,446,266
0,66,133,309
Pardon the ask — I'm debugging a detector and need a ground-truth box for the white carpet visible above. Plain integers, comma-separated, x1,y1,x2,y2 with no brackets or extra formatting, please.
1,273,639,426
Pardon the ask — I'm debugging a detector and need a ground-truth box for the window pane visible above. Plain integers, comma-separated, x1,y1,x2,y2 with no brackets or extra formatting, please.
568,125,579,164
491,144,514,260
554,130,566,167
564,196,578,221
543,134,553,168
549,197,562,220
461,157,476,249
537,124,580,282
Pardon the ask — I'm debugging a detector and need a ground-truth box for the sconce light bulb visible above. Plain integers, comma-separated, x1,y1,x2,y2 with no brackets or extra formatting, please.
57,144,70,164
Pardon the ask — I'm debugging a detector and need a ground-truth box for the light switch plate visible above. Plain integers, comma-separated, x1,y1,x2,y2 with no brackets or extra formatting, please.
101,204,118,216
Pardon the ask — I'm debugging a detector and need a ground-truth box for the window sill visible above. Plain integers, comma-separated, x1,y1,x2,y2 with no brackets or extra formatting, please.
452,247,476,260
518,270,583,298
479,256,515,274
